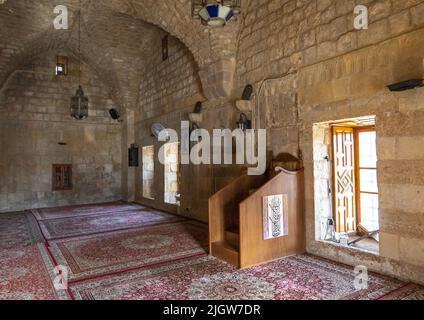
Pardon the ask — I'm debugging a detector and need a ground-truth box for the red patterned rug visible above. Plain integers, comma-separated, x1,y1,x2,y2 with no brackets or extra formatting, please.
2,204,423,300
48,221,208,282
69,254,408,300
0,244,70,300
37,209,184,240
0,212,43,249
31,202,143,221
378,283,424,300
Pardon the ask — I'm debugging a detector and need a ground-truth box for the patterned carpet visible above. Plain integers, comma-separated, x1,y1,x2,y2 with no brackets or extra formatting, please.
49,221,208,282
31,202,141,221
37,208,183,240
0,213,67,299
0,202,423,300
0,212,43,249
378,283,424,300
70,255,411,300
0,244,69,300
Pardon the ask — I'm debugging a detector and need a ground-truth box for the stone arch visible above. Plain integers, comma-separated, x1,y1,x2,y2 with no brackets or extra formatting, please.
0,26,126,116
103,0,213,66
1,0,240,103
103,0,239,99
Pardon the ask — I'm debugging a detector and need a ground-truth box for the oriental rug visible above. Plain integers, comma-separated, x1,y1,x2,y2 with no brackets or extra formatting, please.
0,243,70,300
69,254,408,300
378,283,424,300
0,212,43,249
38,208,184,240
48,221,208,282
31,201,143,221
2,204,423,301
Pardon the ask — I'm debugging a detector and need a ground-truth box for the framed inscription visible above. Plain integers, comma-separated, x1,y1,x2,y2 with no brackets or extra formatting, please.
263,194,288,240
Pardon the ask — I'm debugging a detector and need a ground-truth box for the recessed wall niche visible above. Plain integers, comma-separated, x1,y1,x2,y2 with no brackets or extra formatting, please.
55,55,68,76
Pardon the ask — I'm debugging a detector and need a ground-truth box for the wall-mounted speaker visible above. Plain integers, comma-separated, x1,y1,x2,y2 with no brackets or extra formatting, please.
109,108,120,120
387,79,423,92
193,101,202,114
128,144,139,167
241,84,254,100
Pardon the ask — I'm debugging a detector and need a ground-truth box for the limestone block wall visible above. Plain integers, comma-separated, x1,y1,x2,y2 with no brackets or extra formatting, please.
135,35,205,219
135,36,241,222
0,52,122,212
236,0,424,284
138,36,204,121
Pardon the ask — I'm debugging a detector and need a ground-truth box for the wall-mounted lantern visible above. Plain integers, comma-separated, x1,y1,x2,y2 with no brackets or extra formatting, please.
237,113,251,131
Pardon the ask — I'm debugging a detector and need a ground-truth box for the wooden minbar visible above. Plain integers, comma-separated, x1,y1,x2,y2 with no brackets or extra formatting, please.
209,154,305,269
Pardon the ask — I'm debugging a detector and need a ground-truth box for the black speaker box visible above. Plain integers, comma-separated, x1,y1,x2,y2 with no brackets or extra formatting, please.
109,108,120,120
387,79,423,92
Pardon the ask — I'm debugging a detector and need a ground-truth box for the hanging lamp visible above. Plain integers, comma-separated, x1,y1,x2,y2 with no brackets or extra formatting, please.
192,0,240,27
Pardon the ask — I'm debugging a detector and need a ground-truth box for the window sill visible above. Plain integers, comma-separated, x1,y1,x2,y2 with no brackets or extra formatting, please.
318,239,380,256
142,196,155,201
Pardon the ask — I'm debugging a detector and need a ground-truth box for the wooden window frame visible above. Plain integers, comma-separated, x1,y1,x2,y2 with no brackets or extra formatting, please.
331,126,357,233
52,164,73,191
354,126,378,227
332,125,378,233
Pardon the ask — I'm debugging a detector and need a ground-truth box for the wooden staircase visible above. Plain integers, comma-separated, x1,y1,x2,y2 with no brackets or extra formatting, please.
209,154,305,269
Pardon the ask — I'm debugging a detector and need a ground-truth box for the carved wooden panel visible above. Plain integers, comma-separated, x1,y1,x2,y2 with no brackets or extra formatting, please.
332,127,356,233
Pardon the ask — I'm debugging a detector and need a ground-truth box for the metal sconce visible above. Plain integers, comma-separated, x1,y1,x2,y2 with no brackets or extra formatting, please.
237,113,251,131
189,101,203,132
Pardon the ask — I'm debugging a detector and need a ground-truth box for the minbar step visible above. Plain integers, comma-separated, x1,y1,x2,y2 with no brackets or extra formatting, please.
211,241,239,268
225,228,240,249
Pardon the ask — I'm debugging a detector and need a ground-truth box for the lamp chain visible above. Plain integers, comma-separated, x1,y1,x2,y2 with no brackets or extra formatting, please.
78,0,81,87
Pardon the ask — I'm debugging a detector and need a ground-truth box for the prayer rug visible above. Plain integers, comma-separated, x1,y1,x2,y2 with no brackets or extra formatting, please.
48,221,208,282
69,254,409,300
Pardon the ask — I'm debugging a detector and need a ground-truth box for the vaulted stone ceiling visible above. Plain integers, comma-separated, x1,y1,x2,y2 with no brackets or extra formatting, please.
0,0,243,111
0,0,163,111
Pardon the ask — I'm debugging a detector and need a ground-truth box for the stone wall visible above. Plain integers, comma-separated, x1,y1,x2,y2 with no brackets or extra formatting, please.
0,52,122,212
235,0,424,284
134,35,205,219
134,36,240,222
137,36,203,121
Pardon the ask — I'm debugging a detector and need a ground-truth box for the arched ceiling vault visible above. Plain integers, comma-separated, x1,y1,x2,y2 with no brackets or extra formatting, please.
0,0,242,110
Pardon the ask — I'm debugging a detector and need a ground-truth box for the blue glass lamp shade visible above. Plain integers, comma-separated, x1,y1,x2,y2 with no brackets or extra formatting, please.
198,4,235,26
